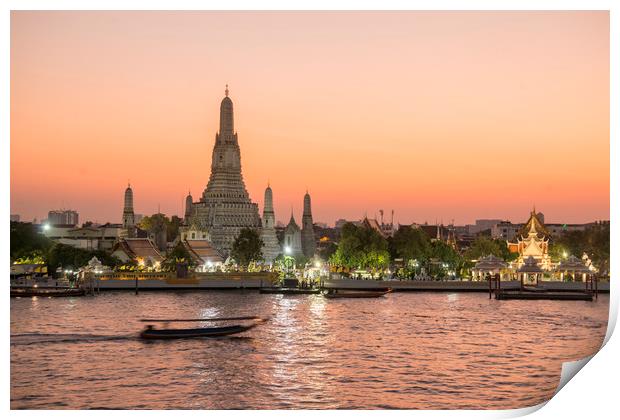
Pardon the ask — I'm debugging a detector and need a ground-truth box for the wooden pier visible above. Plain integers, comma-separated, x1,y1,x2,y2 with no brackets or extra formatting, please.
488,274,598,301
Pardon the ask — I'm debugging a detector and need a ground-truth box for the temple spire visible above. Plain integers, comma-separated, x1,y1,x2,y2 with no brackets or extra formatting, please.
225,84,229,97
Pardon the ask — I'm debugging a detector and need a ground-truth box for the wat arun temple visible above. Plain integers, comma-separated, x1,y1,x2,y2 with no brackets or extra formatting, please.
182,87,313,261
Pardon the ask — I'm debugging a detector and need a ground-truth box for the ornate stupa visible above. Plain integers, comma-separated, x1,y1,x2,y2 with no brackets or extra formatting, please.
121,183,136,238
188,86,261,256
301,191,316,258
260,184,281,262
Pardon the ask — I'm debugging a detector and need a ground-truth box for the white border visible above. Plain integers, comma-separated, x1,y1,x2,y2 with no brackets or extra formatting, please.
3,1,617,419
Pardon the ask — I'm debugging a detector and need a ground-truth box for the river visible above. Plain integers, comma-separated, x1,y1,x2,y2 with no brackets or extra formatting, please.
10,291,609,409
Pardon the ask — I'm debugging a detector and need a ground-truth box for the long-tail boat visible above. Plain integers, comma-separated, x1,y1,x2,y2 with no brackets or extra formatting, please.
323,288,392,299
139,316,268,339
10,287,86,298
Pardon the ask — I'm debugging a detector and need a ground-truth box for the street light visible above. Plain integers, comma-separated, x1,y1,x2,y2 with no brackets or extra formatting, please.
284,246,292,255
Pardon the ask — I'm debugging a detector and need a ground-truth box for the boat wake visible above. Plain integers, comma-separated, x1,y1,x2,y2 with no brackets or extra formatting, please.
10,333,137,346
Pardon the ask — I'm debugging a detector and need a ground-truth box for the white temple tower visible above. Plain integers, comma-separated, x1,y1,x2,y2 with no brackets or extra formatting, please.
189,86,261,256
260,184,281,262
184,191,193,220
301,191,316,258
122,183,136,238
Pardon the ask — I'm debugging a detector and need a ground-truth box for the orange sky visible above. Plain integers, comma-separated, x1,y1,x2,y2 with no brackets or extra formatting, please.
10,11,609,226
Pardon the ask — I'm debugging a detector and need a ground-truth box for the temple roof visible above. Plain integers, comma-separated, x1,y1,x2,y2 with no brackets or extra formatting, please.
474,254,507,271
361,217,388,238
286,213,300,232
112,238,163,262
517,256,544,273
556,255,590,273
182,239,223,265
518,210,550,238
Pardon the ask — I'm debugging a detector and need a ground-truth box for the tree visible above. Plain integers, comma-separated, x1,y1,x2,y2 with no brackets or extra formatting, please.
167,216,183,242
464,237,503,261
389,225,431,262
317,241,338,261
162,242,193,271
329,223,390,272
230,228,264,268
10,222,53,262
46,243,121,276
550,223,610,274
428,241,463,277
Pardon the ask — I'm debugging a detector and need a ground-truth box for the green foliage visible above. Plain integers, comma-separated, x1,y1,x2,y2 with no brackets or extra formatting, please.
317,241,338,261
13,250,46,265
161,242,193,271
10,222,53,262
329,223,390,271
230,228,264,268
429,241,462,270
46,243,121,274
463,236,516,262
167,216,183,243
389,225,431,262
138,213,182,242
550,223,610,274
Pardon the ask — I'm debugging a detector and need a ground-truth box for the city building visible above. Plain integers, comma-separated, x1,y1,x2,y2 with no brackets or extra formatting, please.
42,223,124,251
47,209,79,226
301,191,316,258
260,184,281,263
187,86,261,256
467,219,503,235
10,214,20,222
491,221,522,241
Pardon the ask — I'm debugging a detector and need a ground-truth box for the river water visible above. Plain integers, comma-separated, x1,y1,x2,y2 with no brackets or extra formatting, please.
10,291,609,409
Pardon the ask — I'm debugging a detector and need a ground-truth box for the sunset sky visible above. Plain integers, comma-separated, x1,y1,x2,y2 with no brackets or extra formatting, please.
10,11,609,226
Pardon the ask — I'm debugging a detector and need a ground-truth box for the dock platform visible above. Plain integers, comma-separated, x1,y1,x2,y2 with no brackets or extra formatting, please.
495,289,594,301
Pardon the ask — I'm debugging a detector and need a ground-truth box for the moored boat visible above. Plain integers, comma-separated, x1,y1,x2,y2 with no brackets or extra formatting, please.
259,287,321,295
10,287,86,298
323,288,392,299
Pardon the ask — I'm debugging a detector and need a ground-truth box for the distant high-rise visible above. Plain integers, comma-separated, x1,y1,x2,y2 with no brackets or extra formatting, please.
47,209,79,226
10,214,20,222
122,183,136,238
301,191,316,258
188,86,261,255
260,184,281,262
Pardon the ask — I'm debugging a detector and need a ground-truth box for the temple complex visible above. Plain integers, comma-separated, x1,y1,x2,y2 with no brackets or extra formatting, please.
260,184,281,262
301,191,316,258
508,209,552,270
186,86,261,256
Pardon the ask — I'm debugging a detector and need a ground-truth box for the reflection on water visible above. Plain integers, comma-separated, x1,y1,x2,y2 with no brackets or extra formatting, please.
11,291,608,409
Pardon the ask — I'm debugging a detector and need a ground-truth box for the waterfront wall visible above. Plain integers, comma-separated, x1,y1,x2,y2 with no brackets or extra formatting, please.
324,278,610,292
91,272,278,290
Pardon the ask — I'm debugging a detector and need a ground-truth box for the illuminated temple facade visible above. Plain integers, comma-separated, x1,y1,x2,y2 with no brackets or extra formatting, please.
186,87,261,256
508,209,553,270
